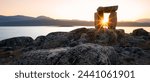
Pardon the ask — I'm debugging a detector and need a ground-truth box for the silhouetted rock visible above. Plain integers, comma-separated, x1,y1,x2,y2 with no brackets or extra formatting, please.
68,28,88,40
33,36,47,47
0,37,33,48
86,28,97,42
94,12,103,30
119,29,150,47
115,29,125,39
43,32,69,49
108,12,117,29
68,28,95,46
132,28,149,36
33,32,69,49
97,6,118,13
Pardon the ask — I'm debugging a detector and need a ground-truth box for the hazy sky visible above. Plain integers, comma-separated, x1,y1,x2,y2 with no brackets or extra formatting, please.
0,0,150,21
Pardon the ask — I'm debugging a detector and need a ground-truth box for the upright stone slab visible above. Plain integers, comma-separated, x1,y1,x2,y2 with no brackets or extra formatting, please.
94,12,104,30
108,12,117,29
94,13,99,29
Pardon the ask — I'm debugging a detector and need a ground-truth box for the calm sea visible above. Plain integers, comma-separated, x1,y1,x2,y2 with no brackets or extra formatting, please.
0,26,150,41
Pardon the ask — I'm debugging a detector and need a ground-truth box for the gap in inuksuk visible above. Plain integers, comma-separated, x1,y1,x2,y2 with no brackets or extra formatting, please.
94,5,118,31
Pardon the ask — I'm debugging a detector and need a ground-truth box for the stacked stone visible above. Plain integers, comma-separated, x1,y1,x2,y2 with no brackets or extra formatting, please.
94,5,118,30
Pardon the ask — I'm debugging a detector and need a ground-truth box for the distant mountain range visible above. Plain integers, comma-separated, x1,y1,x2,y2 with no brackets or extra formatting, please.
0,15,150,26
136,19,150,23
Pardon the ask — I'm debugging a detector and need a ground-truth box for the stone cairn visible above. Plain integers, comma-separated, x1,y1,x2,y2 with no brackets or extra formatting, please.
94,5,118,30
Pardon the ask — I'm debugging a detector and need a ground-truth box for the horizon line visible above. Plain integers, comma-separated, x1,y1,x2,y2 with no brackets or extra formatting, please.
0,14,150,22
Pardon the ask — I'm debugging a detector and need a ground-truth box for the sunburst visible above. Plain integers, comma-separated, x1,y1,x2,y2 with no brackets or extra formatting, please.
95,16,109,31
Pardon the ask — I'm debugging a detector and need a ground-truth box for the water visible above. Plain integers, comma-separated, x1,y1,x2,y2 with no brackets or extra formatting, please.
0,26,150,41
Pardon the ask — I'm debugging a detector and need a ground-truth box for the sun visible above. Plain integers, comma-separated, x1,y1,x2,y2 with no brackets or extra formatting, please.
102,14,109,27
102,20,108,25
102,18,108,27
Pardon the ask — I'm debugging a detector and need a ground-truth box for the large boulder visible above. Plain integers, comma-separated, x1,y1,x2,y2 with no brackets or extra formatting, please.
114,47,150,64
68,28,97,46
58,43,117,65
16,43,117,65
44,32,69,48
33,32,69,49
115,29,125,39
86,28,97,42
120,35,145,47
119,33,150,47
33,36,47,47
68,28,89,40
0,37,33,48
132,28,149,36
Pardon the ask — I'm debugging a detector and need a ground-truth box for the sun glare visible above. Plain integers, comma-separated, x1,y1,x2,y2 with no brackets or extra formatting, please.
103,17,108,23
102,19,108,28
102,14,109,27
102,19,108,25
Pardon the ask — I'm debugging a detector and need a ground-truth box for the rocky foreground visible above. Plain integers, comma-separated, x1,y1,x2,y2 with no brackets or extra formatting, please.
0,28,150,65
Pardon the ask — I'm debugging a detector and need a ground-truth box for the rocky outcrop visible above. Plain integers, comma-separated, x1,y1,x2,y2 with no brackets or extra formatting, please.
15,43,117,65
0,37,33,48
96,29,118,45
114,47,150,64
132,28,149,36
68,28,97,46
33,36,47,47
118,30,150,48
0,27,150,65
33,32,69,49
68,28,124,46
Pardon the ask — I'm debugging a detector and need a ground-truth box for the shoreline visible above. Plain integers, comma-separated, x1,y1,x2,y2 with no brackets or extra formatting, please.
0,26,150,41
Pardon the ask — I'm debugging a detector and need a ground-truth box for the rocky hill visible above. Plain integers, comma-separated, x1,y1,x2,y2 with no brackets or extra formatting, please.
0,15,92,26
136,18,150,23
0,28,150,65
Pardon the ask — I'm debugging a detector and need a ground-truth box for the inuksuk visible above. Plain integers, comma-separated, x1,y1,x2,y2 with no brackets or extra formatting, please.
94,5,118,30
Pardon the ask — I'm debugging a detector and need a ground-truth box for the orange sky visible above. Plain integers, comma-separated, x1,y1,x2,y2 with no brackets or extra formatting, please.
0,0,150,21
